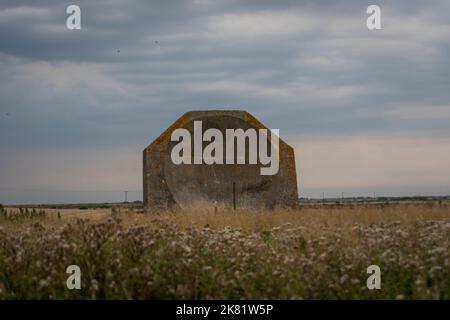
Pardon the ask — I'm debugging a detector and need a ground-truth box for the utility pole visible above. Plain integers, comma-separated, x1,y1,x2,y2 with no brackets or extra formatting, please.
322,192,325,204
124,190,128,203
341,191,344,203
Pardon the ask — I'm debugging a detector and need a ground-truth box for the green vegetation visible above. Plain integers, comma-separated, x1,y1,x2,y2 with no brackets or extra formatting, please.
0,204,449,299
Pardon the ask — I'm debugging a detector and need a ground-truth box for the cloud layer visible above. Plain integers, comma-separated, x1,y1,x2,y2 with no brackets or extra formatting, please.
1,0,450,203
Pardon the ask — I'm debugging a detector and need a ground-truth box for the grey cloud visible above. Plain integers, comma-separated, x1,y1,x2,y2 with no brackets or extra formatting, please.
1,0,450,202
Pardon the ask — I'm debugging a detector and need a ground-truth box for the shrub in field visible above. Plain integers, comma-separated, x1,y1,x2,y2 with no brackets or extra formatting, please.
0,207,46,222
0,205,5,219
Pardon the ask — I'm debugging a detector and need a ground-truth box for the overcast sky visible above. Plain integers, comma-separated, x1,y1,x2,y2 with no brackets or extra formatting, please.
1,0,450,204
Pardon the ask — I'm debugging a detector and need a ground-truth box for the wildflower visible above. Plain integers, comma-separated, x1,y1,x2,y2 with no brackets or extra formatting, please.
340,274,349,284
38,279,49,288
90,279,99,292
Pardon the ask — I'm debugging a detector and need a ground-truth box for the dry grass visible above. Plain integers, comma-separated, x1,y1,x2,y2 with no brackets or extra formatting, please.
5,202,448,229
5,202,447,237
0,202,449,299
147,203,450,231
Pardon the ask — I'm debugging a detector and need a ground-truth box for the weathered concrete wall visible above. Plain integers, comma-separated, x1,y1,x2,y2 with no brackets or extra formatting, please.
143,110,298,211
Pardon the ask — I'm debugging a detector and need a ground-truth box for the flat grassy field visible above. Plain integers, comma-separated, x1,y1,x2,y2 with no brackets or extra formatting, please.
0,202,449,299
